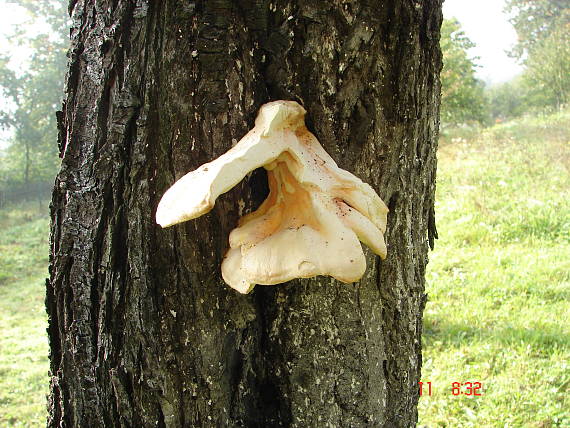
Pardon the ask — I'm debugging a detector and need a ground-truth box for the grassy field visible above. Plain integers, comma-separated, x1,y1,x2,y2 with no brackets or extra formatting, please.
419,110,570,427
0,111,568,427
0,203,50,427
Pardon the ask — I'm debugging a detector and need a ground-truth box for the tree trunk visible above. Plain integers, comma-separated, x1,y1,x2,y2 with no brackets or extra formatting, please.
24,140,30,185
47,1,442,427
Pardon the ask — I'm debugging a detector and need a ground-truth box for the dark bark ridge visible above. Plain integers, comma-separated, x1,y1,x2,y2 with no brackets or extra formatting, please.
47,0,442,426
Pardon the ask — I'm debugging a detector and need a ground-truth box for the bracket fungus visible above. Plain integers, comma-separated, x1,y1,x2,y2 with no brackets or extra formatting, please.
156,100,388,294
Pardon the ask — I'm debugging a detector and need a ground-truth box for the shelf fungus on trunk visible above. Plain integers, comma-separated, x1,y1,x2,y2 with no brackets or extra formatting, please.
156,100,388,294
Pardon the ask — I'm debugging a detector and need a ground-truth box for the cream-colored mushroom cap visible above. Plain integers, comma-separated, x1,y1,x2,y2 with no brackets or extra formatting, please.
156,100,388,293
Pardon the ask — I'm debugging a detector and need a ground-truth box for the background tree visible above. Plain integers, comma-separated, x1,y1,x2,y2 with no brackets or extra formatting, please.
0,0,68,186
487,77,529,121
439,18,487,126
47,1,442,426
521,21,570,109
505,0,569,59
506,0,570,110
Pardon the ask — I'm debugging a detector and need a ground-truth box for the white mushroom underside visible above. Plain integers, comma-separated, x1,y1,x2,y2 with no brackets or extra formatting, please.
155,101,388,294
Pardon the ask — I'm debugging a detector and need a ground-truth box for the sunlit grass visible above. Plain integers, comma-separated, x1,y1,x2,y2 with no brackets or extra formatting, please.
0,202,49,427
419,110,570,427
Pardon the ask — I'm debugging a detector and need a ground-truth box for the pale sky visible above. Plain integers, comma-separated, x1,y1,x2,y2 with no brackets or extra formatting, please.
443,0,523,84
0,2,46,70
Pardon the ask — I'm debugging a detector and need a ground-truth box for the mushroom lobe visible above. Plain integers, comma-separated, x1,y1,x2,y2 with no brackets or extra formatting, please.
156,100,388,293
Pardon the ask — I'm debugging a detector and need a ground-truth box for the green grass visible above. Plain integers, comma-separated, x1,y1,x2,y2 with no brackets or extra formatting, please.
0,202,50,427
419,110,570,427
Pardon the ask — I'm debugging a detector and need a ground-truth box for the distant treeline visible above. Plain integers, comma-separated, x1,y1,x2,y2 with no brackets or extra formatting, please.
0,181,53,209
441,0,569,127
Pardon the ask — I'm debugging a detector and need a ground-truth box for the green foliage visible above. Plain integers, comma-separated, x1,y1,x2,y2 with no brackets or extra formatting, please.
486,77,529,121
0,0,68,186
505,0,570,111
440,19,488,127
522,23,570,109
505,0,570,59
419,110,570,426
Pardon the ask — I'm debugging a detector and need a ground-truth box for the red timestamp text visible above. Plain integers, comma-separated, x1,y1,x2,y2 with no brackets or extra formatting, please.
419,381,483,396
418,381,432,396
452,381,483,396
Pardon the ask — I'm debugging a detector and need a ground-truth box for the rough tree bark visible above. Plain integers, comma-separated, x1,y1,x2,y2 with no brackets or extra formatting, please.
47,0,441,426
